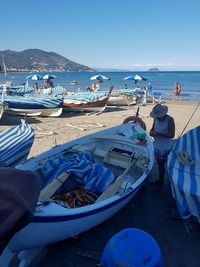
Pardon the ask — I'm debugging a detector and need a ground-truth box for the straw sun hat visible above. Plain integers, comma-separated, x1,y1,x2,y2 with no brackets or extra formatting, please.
150,104,168,118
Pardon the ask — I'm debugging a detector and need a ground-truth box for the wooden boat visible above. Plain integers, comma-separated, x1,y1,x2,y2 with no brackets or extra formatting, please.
63,86,113,112
4,95,63,117
5,121,154,258
167,126,200,220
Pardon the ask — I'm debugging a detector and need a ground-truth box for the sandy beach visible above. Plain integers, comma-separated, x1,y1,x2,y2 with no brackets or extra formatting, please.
1,100,200,267
1,100,199,157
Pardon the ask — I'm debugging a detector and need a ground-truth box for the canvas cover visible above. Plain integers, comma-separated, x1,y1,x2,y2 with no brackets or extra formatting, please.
0,167,40,254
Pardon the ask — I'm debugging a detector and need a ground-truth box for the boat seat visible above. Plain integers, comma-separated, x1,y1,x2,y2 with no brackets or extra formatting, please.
70,144,96,153
103,147,135,169
152,92,162,103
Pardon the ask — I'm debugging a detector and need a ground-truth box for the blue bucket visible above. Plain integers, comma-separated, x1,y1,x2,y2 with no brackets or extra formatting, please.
100,228,164,267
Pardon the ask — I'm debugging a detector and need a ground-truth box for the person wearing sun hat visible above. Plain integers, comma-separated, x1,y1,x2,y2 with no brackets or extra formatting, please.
149,104,175,190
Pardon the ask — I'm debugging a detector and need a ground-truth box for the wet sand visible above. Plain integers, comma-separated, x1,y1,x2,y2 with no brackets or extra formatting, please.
1,100,200,267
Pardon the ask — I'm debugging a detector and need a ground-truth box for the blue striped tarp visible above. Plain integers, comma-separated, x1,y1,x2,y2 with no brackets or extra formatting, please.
167,126,200,218
42,151,115,194
52,85,66,96
9,84,34,96
0,122,35,167
4,95,63,109
64,92,109,104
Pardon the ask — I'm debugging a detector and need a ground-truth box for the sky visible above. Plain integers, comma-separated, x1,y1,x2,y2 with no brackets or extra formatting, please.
1,0,200,71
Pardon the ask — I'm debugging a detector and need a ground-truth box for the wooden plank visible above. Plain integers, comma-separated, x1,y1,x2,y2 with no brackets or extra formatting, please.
96,159,136,202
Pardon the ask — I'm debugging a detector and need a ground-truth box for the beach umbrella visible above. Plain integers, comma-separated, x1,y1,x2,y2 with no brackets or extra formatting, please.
26,74,43,81
43,74,56,80
124,74,147,81
90,74,110,81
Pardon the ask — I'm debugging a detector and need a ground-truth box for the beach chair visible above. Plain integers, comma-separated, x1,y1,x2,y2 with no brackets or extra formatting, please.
152,92,162,103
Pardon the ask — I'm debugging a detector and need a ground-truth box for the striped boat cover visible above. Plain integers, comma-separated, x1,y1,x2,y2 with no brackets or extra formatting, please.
42,151,115,194
0,122,35,167
9,84,34,96
4,95,63,109
167,126,200,218
52,85,66,96
64,92,109,104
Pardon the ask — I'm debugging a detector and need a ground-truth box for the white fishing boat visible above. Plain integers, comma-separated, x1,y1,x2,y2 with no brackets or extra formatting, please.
3,121,154,260
4,95,63,117
0,90,5,120
107,89,138,106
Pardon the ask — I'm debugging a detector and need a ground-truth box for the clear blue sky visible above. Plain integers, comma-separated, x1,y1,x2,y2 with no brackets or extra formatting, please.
1,0,200,70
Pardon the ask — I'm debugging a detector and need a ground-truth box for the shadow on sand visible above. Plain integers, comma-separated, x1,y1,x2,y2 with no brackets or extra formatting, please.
0,113,41,126
26,162,200,267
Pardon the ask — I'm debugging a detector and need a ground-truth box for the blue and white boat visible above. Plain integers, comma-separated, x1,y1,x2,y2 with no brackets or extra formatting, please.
8,83,34,96
167,126,200,220
0,121,34,167
4,94,63,117
5,121,154,256
64,86,113,112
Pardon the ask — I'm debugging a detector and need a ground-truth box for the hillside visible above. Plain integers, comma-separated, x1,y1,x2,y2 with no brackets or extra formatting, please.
0,49,94,72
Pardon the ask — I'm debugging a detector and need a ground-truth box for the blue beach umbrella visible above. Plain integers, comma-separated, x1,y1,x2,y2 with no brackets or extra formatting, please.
26,74,43,81
43,74,56,80
90,74,110,81
124,74,147,82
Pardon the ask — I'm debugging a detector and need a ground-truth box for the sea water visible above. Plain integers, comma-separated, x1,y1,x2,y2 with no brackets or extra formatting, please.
0,71,200,101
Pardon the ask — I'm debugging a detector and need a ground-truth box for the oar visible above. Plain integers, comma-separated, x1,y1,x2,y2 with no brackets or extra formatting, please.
133,107,140,123
39,171,71,202
96,157,136,203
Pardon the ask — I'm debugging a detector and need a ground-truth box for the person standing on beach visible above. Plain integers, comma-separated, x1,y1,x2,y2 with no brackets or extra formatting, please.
173,81,181,100
149,104,175,190
173,82,178,99
142,86,147,106
176,82,181,100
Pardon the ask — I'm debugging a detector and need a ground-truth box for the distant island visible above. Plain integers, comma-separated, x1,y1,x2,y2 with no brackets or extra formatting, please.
0,49,95,72
147,68,159,72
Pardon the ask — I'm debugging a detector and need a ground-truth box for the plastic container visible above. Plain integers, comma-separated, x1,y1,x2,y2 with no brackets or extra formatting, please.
100,228,164,267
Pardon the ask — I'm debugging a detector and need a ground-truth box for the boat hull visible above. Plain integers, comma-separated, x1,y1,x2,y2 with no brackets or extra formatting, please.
9,185,142,251
7,122,154,252
5,107,63,117
63,97,109,112
107,95,137,106
4,95,63,117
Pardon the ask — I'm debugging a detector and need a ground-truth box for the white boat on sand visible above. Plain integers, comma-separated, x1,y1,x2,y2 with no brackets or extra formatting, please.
4,95,63,117
2,122,154,266
107,89,138,106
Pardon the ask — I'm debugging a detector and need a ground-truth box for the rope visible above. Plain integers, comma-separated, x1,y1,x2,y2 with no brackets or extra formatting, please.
52,187,98,208
176,151,195,166
179,102,200,137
